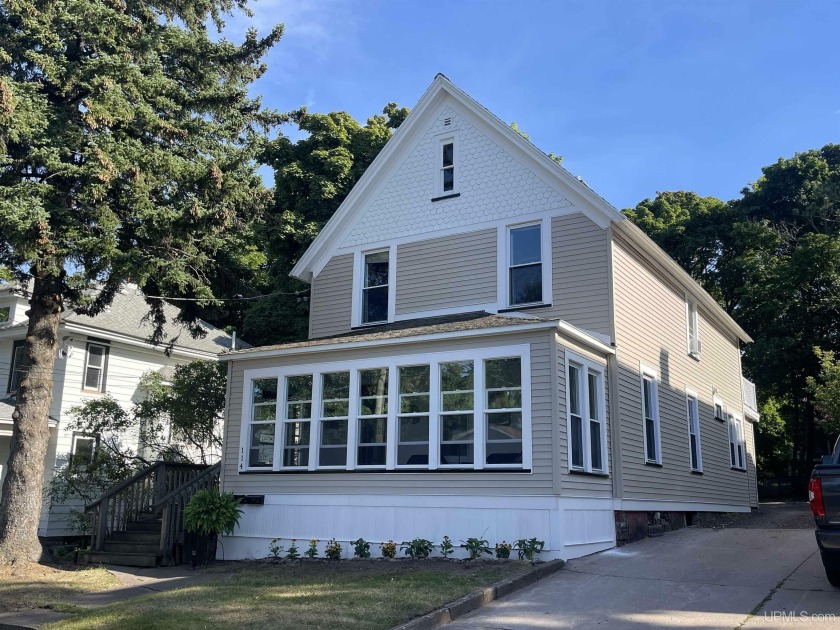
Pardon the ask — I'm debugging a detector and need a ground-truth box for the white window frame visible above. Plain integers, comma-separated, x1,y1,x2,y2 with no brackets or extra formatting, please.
436,135,458,196
497,217,552,310
686,295,701,358
246,377,279,469
70,432,97,467
729,412,747,471
564,351,608,475
640,363,661,465
351,245,396,328
239,345,532,473
82,340,109,393
356,367,390,470
713,395,726,422
395,364,431,470
685,388,702,472
275,374,314,470
316,370,353,470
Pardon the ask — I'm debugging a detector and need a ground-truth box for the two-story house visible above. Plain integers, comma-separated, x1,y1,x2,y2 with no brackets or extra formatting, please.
0,283,239,538
217,75,760,560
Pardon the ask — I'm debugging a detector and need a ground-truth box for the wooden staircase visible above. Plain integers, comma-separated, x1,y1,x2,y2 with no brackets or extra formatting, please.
81,461,221,567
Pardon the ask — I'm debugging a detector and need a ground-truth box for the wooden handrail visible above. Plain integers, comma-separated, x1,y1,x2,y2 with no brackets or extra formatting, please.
84,461,164,513
152,462,221,509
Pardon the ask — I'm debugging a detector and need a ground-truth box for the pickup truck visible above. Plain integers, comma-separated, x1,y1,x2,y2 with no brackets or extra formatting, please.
809,436,840,587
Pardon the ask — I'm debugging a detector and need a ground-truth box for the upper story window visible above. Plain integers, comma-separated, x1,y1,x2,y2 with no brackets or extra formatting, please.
713,397,725,422
508,223,543,306
83,341,109,392
7,340,26,394
439,138,455,194
686,297,701,357
0,306,10,323
362,250,389,325
641,366,661,465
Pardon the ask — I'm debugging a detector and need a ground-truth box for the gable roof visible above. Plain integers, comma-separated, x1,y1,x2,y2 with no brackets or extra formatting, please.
289,74,751,344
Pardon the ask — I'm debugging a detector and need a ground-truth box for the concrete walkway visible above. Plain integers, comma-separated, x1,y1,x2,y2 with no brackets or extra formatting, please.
447,527,840,629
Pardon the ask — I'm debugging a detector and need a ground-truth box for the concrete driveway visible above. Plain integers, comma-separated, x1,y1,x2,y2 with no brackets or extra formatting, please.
447,518,839,629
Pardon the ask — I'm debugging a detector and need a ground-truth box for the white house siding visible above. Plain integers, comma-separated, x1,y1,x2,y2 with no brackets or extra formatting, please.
308,253,354,339
611,232,756,510
395,229,497,316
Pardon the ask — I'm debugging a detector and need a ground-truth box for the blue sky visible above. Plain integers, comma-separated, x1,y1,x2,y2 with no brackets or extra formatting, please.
229,0,840,210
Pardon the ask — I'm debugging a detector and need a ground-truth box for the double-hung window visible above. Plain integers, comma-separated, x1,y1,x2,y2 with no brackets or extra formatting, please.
7,340,26,394
641,368,661,465
686,391,702,472
686,298,701,357
729,413,746,470
439,139,455,194
70,432,97,469
283,375,312,468
361,250,389,325
485,358,523,465
83,341,109,392
319,371,350,467
397,365,430,467
248,378,277,468
508,224,543,306
566,354,607,473
439,361,474,466
357,368,388,468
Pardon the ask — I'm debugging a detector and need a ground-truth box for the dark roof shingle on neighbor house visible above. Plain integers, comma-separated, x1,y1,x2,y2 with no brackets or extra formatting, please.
226,311,557,356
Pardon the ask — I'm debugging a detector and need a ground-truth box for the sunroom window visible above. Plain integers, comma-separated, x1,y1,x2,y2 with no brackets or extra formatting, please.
362,251,389,324
566,356,606,474
248,378,277,468
283,375,312,467
357,368,388,467
397,365,430,467
439,361,474,466
509,224,543,306
319,371,350,467
485,358,522,465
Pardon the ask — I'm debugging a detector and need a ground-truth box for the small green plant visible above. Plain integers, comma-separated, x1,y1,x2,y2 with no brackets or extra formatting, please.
325,538,342,560
439,536,454,558
286,540,300,560
495,542,512,559
462,537,491,560
305,539,319,558
352,538,371,558
380,540,397,559
401,538,435,559
514,537,545,561
269,539,284,559
183,489,243,536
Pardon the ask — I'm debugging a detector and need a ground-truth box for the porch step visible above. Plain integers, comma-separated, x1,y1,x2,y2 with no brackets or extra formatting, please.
110,530,160,544
125,519,161,533
81,551,161,567
103,541,161,554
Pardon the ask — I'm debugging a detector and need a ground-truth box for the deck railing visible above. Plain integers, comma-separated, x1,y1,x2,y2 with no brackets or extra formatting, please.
742,377,758,413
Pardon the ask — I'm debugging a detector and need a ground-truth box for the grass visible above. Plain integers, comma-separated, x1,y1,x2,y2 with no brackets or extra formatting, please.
43,559,530,630
0,563,118,612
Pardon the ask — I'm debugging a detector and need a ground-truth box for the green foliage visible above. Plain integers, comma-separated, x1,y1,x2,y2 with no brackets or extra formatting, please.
514,538,545,562
401,538,435,559
439,536,454,558
352,538,371,559
183,490,243,537
286,540,300,560
461,537,491,560
380,540,397,559
324,538,342,560
494,542,512,559
754,397,793,477
808,349,840,442
305,540,319,558
269,539,284,559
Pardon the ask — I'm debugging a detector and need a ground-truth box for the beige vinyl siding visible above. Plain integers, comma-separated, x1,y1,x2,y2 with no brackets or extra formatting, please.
746,421,759,507
309,253,354,339
222,330,555,497
611,232,753,507
555,335,613,498
395,229,496,315
529,213,612,337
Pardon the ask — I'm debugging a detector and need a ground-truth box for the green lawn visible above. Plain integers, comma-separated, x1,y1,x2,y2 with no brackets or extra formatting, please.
44,559,531,630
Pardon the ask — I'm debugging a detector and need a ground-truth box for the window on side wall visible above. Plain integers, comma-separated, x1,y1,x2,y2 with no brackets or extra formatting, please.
248,378,277,468
7,340,26,394
728,413,746,470
686,297,701,358
508,223,543,306
566,355,607,474
83,341,109,392
686,391,702,472
361,250,389,325
70,432,97,469
641,369,661,465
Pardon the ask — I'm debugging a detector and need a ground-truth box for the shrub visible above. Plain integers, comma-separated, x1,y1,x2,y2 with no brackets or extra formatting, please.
269,539,284,559
380,540,397,559
439,536,455,558
305,539,319,558
462,537,491,560
286,540,300,560
183,490,243,536
401,538,435,559
352,538,371,558
514,538,545,561
325,538,342,560
495,542,512,559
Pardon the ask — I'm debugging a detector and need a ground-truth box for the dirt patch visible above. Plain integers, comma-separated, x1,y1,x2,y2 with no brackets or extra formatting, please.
0,563,118,612
695,501,813,530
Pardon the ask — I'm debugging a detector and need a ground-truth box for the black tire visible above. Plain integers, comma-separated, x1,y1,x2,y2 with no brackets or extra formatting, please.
826,567,840,588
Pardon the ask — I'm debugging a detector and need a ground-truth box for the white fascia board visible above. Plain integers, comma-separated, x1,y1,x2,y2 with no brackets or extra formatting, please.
61,322,220,360
744,406,761,423
556,321,615,356
614,220,753,344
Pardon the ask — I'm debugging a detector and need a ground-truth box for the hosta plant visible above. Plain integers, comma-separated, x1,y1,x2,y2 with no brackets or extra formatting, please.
514,538,545,562
462,537,491,560
401,538,435,559
183,490,243,536
352,538,371,558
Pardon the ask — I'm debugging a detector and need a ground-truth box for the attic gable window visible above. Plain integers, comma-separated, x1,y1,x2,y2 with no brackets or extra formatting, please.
441,141,454,192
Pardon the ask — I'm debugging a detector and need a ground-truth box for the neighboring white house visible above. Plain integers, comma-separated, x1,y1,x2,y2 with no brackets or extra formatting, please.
217,74,760,561
0,283,239,538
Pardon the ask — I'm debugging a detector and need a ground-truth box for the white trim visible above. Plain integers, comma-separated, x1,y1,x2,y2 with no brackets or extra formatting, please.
61,322,219,360
564,351,609,475
685,387,702,473
435,132,460,197
498,218,553,311
639,362,661,465
239,344,532,473
685,294,701,358
352,246,396,328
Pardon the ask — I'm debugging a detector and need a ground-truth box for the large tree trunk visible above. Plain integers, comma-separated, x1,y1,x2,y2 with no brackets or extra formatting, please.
0,274,63,565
